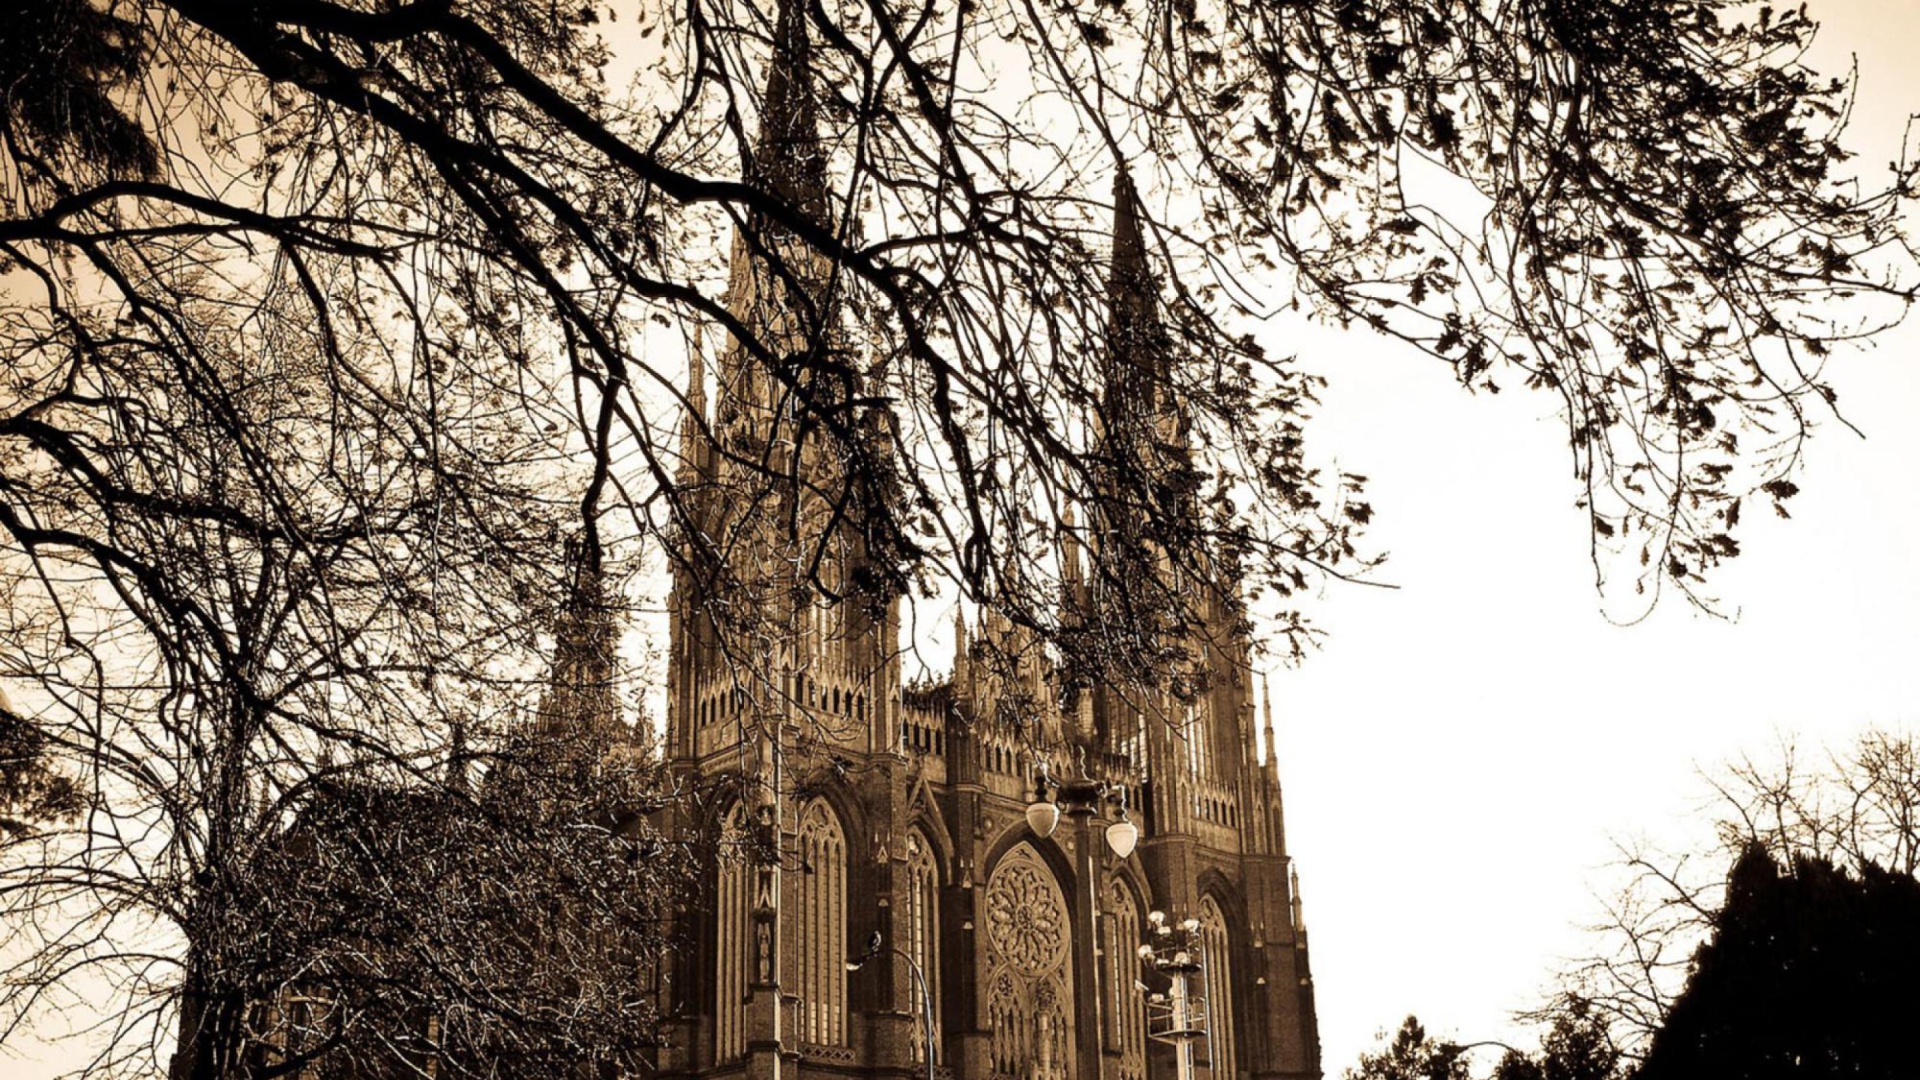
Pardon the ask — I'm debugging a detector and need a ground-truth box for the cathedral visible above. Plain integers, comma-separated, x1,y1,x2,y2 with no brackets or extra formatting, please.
655,3,1322,1079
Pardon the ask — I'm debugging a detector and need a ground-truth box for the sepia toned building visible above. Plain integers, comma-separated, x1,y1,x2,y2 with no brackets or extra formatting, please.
656,3,1322,1079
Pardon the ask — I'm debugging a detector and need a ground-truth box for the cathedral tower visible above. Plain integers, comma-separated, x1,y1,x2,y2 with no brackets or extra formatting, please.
660,4,1320,1077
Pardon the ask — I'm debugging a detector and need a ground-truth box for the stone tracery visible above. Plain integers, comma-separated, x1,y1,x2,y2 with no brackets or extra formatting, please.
987,854,1069,972
985,843,1073,1080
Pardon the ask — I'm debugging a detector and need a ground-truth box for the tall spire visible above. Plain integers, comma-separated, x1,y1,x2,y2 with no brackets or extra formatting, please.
1099,168,1180,462
679,324,708,483
712,0,837,423
446,718,470,796
1108,170,1155,323
1290,863,1307,933
1105,170,1165,386
688,322,707,420
755,0,829,227
953,604,969,685
537,537,620,740
1060,503,1083,587
1261,671,1279,771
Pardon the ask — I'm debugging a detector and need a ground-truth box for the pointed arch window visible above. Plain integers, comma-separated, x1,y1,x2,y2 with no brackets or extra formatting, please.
1117,707,1148,782
904,831,940,1063
791,800,847,1046
1184,699,1209,783
984,843,1073,1080
715,805,753,1063
1199,895,1236,1080
1105,881,1148,1080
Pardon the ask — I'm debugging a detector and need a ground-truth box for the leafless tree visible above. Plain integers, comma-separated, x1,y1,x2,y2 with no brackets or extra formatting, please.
1,0,1914,1076
1565,729,1920,1062
203,722,689,1080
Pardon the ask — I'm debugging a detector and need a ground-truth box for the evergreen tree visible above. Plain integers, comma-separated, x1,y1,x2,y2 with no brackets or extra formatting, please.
1346,1016,1472,1080
1634,845,1920,1080
1493,996,1624,1080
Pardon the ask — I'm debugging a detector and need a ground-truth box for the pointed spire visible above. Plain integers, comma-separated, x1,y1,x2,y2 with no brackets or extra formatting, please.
1290,863,1307,934
755,0,829,227
1106,169,1159,353
688,322,707,419
446,718,470,796
538,537,620,740
988,552,1016,637
1100,168,1177,450
1060,504,1083,586
1109,170,1151,304
680,325,708,483
953,604,969,684
1261,671,1279,772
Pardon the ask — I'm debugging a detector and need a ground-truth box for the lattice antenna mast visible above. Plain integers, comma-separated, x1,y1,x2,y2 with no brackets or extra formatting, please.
1138,910,1209,1080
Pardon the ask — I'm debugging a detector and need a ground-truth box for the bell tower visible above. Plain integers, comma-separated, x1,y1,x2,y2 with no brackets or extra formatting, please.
660,3,907,1078
659,26,1322,1079
665,0,902,776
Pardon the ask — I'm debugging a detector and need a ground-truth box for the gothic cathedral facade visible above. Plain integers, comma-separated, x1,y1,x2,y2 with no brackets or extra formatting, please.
656,4,1321,1080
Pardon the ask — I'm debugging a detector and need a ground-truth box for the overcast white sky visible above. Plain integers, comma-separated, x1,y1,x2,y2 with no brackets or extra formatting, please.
1273,1,1920,1069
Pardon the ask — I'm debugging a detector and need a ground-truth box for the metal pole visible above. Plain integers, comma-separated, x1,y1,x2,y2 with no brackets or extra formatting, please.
900,947,937,1080
1062,783,1105,1080
1143,918,1203,1080
850,944,936,1080
1168,970,1191,1080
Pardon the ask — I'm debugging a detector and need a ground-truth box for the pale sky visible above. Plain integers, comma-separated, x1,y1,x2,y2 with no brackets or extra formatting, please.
1277,1,1920,1069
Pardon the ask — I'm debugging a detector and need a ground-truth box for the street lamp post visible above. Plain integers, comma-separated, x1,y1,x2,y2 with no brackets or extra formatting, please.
847,933,936,1080
1137,910,1207,1080
1025,755,1140,1080
1024,757,1139,859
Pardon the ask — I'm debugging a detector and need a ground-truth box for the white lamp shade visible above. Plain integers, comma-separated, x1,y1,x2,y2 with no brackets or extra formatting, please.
1025,799,1061,838
1105,818,1139,859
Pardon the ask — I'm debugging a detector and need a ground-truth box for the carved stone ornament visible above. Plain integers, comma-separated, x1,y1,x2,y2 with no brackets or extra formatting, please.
985,846,1069,972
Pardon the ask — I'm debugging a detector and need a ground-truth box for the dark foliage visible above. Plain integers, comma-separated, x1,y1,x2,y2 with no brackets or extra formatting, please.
1570,731,1920,1059
1345,1016,1472,1080
0,0,158,178
1634,845,1920,1080
206,740,685,1080
0,690,81,838
1494,996,1624,1080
